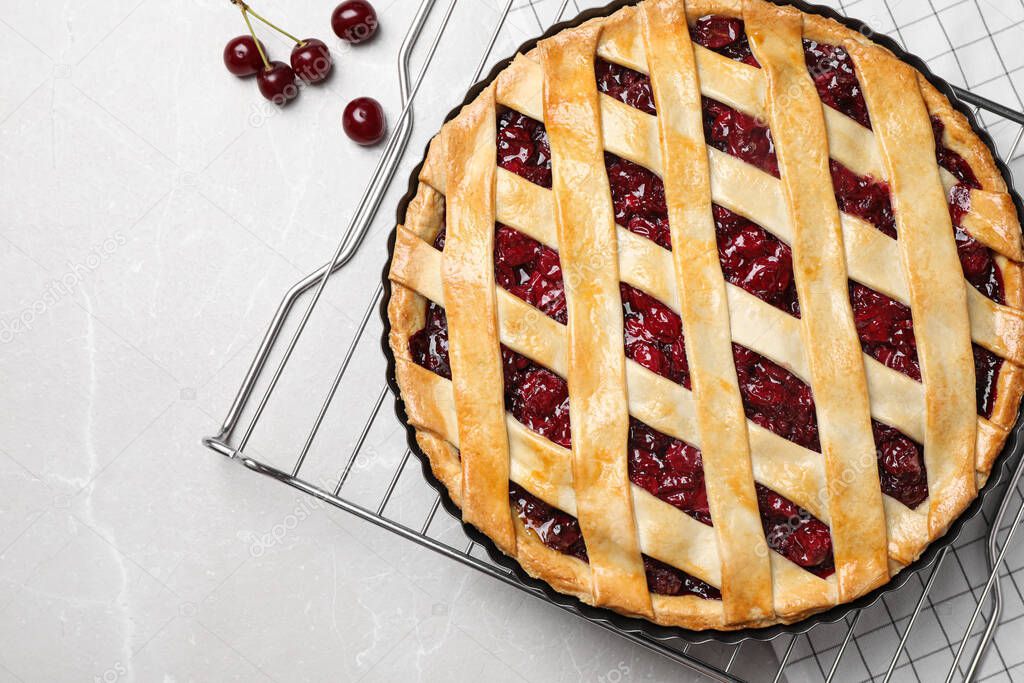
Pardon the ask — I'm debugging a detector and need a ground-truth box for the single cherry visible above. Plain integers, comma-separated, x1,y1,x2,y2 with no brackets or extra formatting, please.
343,97,386,145
257,61,298,105
332,0,379,44
223,35,265,77
291,38,332,83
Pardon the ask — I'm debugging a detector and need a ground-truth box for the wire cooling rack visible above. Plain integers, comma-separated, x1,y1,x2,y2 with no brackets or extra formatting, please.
204,1,1024,680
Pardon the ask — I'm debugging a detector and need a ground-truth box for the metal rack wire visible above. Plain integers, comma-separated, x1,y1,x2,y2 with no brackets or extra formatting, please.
204,1,1024,680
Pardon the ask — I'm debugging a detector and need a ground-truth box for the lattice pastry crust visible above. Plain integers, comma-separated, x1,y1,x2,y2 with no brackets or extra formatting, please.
387,0,1024,630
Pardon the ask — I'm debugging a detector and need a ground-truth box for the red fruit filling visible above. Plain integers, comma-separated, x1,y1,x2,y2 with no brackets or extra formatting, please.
628,418,711,524
714,204,800,316
702,97,779,177
509,482,722,598
595,59,779,177
975,344,1003,418
932,116,981,189
946,184,1003,303
621,283,690,386
803,40,870,129
730,344,821,452
872,421,928,508
409,301,451,380
956,224,1004,304
417,222,945,500
831,162,1003,304
849,282,919,380
502,346,572,449
628,416,837,575
611,152,800,315
690,15,758,67
497,110,552,188
593,51,1004,307
605,152,672,249
594,58,656,116
756,485,835,576
494,225,567,324
830,160,896,237
509,482,587,560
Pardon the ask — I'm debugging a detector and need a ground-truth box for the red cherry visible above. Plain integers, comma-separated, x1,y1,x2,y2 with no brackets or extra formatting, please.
343,97,386,145
257,61,298,105
290,39,332,83
332,0,379,44
693,15,741,49
224,35,265,77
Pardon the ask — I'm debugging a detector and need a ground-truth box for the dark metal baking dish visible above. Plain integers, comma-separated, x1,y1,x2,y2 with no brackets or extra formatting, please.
380,0,1024,644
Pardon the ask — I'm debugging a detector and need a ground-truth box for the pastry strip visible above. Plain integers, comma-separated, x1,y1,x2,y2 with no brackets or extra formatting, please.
746,1,889,599
641,0,772,626
439,87,517,554
849,43,978,535
539,25,652,617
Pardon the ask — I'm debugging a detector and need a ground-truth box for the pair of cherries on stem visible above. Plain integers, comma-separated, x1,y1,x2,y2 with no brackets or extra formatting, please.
224,0,331,105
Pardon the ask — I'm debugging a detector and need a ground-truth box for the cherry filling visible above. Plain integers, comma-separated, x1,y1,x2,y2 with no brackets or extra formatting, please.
593,49,1005,307
594,59,779,178
621,283,689,386
756,485,834,577
594,58,656,116
497,110,551,188
714,204,800,316
947,185,1003,303
605,152,671,249
513,441,834,581
830,160,896,237
617,287,934,508
612,151,801,316
628,417,836,576
932,116,981,190
628,418,710,524
731,344,821,452
955,225,1004,304
702,97,779,177
832,162,1003,303
501,346,572,449
850,282,919,380
644,555,722,598
489,220,934,485
510,482,587,560
410,64,1002,540
630,419,839,575
976,345,1003,418
494,225,567,324
409,301,451,380
802,40,870,128
690,15,758,67
849,268,1002,418
872,422,928,508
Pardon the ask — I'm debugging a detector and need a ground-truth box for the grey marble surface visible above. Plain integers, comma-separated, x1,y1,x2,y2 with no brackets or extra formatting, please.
3,0,1024,681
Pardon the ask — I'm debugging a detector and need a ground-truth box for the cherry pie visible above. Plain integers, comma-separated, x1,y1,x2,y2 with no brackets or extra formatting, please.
386,0,1024,629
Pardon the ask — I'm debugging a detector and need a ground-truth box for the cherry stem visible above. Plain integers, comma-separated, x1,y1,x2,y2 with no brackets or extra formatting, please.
234,1,302,45
238,5,271,68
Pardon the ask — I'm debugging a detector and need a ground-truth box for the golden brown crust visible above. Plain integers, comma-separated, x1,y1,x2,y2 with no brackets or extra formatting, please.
747,0,890,600
850,41,979,538
642,0,773,625
386,0,1024,631
540,24,652,618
